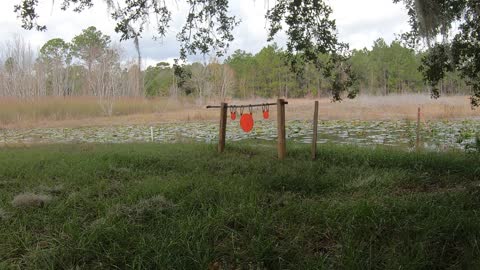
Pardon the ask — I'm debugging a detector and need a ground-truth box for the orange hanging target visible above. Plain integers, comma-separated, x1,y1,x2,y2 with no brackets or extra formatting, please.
263,110,269,119
230,106,237,120
262,104,270,119
240,106,254,132
240,114,254,132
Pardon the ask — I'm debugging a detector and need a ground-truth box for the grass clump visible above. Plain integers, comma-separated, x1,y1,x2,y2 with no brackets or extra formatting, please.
0,208,8,220
38,185,64,195
11,193,52,208
0,142,479,269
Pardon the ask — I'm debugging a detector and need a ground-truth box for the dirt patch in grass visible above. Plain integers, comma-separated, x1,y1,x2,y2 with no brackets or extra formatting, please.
11,193,52,208
111,195,175,222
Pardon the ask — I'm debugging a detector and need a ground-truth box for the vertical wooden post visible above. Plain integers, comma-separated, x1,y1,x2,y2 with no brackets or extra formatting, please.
277,99,286,160
416,107,421,150
218,102,228,153
311,101,319,160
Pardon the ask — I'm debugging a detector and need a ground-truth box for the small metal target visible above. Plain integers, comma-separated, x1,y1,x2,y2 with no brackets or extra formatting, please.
263,104,270,119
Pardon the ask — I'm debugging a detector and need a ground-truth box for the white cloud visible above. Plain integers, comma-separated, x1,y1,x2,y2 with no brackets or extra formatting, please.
0,0,411,66
329,0,411,49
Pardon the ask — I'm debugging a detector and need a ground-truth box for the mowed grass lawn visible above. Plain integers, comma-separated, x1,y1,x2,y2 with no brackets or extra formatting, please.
1,142,480,269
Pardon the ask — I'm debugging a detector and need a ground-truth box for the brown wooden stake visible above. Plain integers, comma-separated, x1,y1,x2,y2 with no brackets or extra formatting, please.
416,107,421,150
277,99,287,160
312,101,319,160
218,102,228,153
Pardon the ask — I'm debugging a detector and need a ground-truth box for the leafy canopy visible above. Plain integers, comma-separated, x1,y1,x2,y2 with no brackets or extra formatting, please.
39,38,71,65
70,26,111,66
394,0,480,107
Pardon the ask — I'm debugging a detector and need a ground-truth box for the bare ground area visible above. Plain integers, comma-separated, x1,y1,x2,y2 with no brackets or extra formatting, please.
1,94,478,129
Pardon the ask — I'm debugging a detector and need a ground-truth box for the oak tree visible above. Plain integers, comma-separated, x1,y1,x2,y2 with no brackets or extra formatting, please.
394,0,480,106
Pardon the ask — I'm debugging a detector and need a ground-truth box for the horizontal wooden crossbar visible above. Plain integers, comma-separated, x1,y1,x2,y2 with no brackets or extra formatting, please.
206,102,287,109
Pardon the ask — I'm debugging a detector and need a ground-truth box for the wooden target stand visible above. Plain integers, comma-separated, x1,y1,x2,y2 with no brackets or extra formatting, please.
207,99,288,159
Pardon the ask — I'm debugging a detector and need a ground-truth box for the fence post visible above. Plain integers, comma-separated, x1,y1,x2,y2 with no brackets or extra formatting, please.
277,99,286,160
416,107,421,150
312,101,319,160
218,102,228,153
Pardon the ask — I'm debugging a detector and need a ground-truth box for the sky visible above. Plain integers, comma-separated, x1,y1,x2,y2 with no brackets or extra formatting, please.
0,0,411,67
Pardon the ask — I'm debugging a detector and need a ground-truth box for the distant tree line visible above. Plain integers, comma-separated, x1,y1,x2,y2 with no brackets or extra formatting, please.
145,39,469,100
350,38,468,96
0,28,470,105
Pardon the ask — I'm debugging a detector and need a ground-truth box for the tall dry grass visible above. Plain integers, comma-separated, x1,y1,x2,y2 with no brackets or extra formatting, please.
287,94,480,121
0,94,478,128
0,96,215,128
0,97,177,121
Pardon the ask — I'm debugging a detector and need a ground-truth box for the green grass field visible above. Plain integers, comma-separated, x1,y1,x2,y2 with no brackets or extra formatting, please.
1,142,480,269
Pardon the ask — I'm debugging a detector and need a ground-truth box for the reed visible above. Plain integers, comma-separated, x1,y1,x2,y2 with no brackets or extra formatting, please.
0,94,478,128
